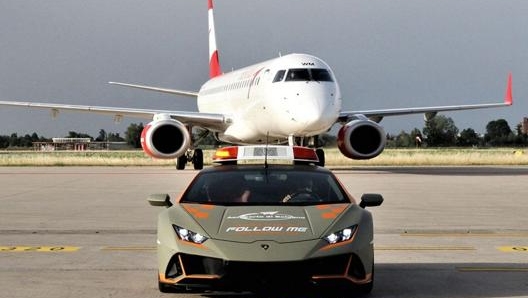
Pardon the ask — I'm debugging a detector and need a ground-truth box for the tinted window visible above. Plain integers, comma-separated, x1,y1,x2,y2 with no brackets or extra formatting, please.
181,168,348,205
285,69,311,81
272,70,286,83
284,68,333,82
311,69,333,82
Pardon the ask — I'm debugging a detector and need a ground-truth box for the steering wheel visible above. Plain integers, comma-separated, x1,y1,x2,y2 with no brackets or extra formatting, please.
282,190,321,203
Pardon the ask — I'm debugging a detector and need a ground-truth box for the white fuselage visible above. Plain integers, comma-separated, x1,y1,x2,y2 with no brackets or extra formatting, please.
197,53,342,144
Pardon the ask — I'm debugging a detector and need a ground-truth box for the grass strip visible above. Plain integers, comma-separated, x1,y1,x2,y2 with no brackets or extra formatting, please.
0,148,527,167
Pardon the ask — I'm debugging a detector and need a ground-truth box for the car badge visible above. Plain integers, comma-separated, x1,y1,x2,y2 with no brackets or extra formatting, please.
261,244,270,250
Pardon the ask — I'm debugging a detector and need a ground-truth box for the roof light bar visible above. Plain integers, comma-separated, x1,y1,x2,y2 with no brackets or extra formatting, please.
213,146,238,162
292,146,319,161
212,145,319,164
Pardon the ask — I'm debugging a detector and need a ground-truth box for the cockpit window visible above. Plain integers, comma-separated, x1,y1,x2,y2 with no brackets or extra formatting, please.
284,68,333,82
311,69,333,82
272,70,286,83
285,69,311,81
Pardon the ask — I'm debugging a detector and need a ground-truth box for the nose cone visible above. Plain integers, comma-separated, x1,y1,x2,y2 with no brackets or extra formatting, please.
286,88,339,135
294,100,329,129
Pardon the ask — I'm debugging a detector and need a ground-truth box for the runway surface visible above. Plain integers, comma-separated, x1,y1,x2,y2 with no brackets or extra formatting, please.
1,166,527,298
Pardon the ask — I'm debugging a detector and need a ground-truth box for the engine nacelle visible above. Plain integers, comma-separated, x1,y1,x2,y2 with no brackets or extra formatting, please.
141,118,191,159
337,119,387,160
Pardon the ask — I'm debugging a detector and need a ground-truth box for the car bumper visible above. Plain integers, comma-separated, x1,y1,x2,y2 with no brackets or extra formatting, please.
159,251,372,291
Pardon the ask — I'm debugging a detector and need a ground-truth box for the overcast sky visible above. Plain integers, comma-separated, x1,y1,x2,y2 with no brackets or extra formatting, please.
1,0,527,138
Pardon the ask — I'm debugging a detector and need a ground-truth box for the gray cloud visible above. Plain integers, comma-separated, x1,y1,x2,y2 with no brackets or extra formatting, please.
1,0,526,137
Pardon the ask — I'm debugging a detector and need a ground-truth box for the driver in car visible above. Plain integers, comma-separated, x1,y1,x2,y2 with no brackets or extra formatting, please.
282,178,315,203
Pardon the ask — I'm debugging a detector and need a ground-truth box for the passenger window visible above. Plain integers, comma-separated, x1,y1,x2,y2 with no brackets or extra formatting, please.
285,69,310,81
272,70,286,83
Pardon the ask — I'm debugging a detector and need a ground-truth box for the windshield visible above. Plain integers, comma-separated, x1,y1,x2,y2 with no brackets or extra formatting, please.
272,70,286,83
181,168,348,205
284,68,333,82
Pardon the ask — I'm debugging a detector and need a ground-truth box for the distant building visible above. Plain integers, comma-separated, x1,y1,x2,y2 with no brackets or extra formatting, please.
522,117,528,135
33,138,128,151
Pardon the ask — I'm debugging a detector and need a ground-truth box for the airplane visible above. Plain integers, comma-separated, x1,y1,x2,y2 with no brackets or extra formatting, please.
0,0,513,170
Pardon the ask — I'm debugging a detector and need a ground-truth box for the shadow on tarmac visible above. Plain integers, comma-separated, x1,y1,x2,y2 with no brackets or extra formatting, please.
200,262,528,298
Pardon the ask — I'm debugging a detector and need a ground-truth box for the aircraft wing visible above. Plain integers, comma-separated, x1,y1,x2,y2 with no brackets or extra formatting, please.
108,82,199,98
0,100,227,131
339,73,513,123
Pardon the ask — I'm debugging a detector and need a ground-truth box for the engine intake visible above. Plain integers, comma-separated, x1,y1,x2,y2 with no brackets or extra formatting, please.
141,117,191,159
337,119,386,160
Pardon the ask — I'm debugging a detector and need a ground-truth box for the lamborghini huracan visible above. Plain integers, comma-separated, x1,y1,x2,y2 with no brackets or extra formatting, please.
148,146,383,294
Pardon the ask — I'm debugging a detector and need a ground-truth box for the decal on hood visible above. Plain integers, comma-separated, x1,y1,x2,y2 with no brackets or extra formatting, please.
227,211,305,221
225,226,308,233
180,204,351,242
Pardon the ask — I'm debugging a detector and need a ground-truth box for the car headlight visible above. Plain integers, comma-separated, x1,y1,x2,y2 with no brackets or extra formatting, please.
173,225,208,244
324,225,358,244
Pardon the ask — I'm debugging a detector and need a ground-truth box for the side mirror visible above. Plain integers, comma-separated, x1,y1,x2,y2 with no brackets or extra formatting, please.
148,193,172,207
359,193,383,209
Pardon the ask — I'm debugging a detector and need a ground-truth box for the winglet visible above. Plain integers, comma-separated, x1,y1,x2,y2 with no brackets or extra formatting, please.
208,0,222,78
504,72,513,105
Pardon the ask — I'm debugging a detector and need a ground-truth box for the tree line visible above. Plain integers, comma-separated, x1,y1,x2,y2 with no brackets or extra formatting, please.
387,116,527,148
0,117,526,149
0,123,145,149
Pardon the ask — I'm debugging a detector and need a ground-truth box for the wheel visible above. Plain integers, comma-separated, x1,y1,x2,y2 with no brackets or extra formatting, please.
176,155,187,170
193,149,204,170
315,148,325,167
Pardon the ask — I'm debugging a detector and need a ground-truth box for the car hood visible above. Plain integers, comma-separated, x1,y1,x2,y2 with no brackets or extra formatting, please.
180,203,352,243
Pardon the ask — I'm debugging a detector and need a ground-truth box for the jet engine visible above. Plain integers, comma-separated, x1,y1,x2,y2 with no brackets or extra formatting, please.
337,118,387,160
141,116,191,159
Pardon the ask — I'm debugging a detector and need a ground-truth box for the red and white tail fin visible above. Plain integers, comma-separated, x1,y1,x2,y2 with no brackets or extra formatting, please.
504,72,513,105
208,0,222,78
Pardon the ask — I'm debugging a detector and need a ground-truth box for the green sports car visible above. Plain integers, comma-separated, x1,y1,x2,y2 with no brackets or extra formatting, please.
148,146,383,295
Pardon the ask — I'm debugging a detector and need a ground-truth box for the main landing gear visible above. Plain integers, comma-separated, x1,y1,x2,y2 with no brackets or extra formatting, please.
176,125,207,170
176,149,204,170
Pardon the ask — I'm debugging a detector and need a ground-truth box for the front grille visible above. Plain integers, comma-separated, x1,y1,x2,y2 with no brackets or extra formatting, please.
166,253,367,287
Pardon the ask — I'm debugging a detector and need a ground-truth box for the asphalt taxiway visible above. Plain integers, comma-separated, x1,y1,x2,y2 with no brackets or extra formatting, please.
1,167,527,298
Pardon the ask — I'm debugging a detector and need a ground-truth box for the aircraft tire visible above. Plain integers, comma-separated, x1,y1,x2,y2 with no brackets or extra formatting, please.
315,148,325,167
193,149,204,170
176,155,187,170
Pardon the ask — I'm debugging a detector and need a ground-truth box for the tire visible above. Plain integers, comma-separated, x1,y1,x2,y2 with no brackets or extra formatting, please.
193,149,204,170
176,155,187,170
315,148,325,167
